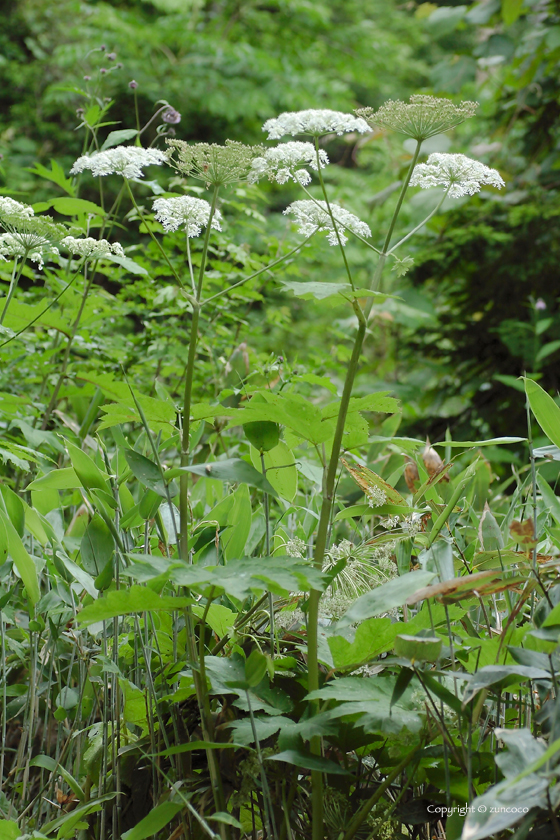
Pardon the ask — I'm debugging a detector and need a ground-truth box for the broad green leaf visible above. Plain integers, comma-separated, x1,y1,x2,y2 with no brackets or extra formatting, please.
250,442,297,501
81,515,114,576
29,755,84,799
192,603,237,637
170,458,277,496
418,540,454,581
58,553,98,599
124,449,177,497
26,468,80,491
108,254,149,276
0,821,21,840
334,503,412,521
121,802,183,840
502,0,524,26
341,458,407,506
222,484,252,560
463,665,551,704
336,570,437,627
394,634,442,662
280,280,348,299
328,617,404,668
537,475,560,527
267,749,349,775
77,586,192,625
0,486,25,537
210,813,243,828
42,197,106,217
66,441,111,495
101,129,139,150
245,649,268,687
0,510,40,606
322,392,399,418
27,159,75,195
524,377,560,449
244,420,279,451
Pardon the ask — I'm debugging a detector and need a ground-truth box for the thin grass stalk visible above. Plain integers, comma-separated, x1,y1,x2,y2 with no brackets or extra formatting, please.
0,254,28,325
260,452,275,657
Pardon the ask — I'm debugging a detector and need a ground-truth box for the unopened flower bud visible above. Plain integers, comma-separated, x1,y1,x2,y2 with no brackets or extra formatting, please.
116,62,123,69
100,67,107,75
100,44,107,51
422,439,450,481
107,52,117,61
535,298,547,311
404,455,419,493
83,75,91,81
162,107,181,124
129,80,138,89
76,107,85,117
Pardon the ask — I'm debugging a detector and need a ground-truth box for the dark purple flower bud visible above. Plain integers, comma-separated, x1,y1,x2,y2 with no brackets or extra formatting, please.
100,67,107,75
129,80,138,89
83,75,91,81
76,107,85,117
535,298,547,311
116,62,123,69
107,52,117,61
162,107,181,124
100,44,107,51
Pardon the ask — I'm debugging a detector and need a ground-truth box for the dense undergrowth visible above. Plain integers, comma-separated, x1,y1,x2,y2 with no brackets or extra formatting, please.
1,3,560,840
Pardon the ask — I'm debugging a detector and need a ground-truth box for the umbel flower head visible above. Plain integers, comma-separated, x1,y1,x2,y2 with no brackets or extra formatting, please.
0,196,35,220
70,146,168,180
284,200,371,246
0,213,68,269
263,109,370,140
410,153,505,197
248,141,329,186
166,140,264,188
356,95,478,141
152,196,223,237
62,236,125,260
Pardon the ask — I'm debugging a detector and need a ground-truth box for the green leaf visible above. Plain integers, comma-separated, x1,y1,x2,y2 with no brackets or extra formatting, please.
65,441,111,495
101,129,139,150
537,475,560,527
26,467,81,491
418,540,454,581
0,486,25,537
328,617,403,668
124,449,177,498
81,515,114,576
463,665,551,704
245,649,268,687
243,421,280,451
29,755,84,799
478,503,504,551
0,510,40,607
502,0,524,26
121,802,183,840
280,280,348,300
41,197,106,217
323,392,400,418
27,159,75,196
108,254,149,276
170,458,277,496
77,586,192,626
524,377,560,449
0,820,21,840
267,749,349,775
221,484,252,560
394,635,442,663
210,813,243,828
336,570,437,627
432,437,525,447
250,442,297,501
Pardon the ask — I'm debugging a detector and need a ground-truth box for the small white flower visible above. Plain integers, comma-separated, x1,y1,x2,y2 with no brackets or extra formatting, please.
366,486,387,508
381,515,401,530
0,197,34,220
70,146,168,180
285,537,307,558
410,153,505,198
402,513,423,536
263,109,370,140
62,236,125,260
248,142,329,185
152,196,222,238
284,199,371,246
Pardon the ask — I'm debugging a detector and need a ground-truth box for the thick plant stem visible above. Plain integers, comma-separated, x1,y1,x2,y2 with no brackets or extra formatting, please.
307,140,422,840
41,272,94,430
179,185,220,562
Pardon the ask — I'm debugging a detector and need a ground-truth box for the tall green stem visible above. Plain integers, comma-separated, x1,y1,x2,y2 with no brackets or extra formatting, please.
179,185,219,562
41,271,94,430
0,254,28,325
307,138,422,840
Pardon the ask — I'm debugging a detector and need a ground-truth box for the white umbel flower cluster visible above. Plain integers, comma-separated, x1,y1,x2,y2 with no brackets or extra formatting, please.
366,486,387,508
0,197,34,220
70,146,168,180
410,153,505,197
263,109,370,140
152,196,222,237
248,142,329,186
62,236,125,260
0,233,58,270
284,200,371,246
